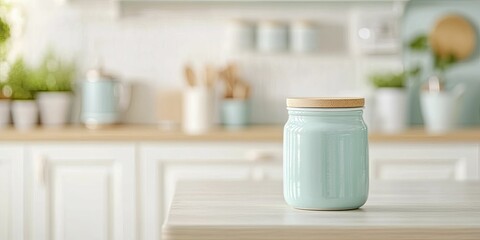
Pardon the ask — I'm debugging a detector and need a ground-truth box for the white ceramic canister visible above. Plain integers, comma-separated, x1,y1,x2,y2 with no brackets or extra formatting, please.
375,88,408,133
290,20,318,53
37,92,72,127
12,100,38,131
0,99,10,128
421,84,465,134
225,20,256,53
182,86,214,134
257,21,288,53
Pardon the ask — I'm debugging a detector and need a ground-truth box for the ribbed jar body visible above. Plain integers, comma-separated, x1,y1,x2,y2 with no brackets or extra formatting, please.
283,108,369,210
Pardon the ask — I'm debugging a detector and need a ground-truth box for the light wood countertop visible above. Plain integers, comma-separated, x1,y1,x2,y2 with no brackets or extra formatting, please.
0,125,479,142
163,181,480,240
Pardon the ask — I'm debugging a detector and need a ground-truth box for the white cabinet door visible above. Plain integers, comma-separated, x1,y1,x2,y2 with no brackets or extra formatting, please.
140,142,281,240
370,143,479,181
0,145,24,240
26,143,136,240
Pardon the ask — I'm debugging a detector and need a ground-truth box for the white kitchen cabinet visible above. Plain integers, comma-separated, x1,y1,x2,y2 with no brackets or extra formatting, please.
140,142,282,240
1,135,479,240
25,143,136,240
0,145,24,240
370,143,479,181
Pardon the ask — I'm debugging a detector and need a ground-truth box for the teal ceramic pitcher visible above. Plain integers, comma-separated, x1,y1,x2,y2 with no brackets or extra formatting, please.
283,97,369,210
81,68,130,129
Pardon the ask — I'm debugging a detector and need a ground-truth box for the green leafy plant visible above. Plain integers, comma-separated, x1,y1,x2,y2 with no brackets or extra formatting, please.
409,34,428,52
28,51,75,92
407,34,458,73
370,72,406,88
0,17,10,44
0,1,11,62
6,58,34,100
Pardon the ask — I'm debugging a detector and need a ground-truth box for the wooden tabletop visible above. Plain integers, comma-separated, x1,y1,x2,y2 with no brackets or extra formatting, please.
163,181,480,240
0,125,480,142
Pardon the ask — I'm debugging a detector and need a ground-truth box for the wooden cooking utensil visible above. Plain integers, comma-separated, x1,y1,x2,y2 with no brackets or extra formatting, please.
233,80,246,99
205,65,216,88
184,65,196,87
232,80,251,99
219,63,237,98
430,14,476,60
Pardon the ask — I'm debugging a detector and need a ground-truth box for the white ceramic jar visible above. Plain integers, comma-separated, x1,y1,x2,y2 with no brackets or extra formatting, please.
182,86,214,134
225,20,256,52
0,99,10,128
37,92,72,127
375,88,408,133
12,100,38,131
290,21,318,53
257,21,288,53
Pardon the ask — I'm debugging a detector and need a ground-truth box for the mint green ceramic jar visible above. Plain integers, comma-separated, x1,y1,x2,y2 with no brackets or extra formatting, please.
284,98,369,210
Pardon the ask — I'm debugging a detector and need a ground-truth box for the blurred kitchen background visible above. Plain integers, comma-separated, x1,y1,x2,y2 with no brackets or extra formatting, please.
1,0,478,130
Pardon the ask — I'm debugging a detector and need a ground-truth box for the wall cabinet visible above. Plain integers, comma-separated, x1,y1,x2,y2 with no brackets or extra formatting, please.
0,145,24,240
25,144,136,240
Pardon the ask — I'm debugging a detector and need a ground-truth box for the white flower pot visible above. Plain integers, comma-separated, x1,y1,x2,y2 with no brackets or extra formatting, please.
37,92,72,127
0,99,10,128
12,100,38,131
375,88,408,133
421,91,462,134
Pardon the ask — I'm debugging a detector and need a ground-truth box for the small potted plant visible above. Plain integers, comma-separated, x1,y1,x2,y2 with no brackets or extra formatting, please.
0,83,12,128
408,34,464,134
0,3,11,128
370,71,407,133
7,58,37,131
29,51,75,127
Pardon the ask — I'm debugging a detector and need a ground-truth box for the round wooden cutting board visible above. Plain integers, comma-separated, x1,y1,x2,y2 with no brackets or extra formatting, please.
430,14,477,60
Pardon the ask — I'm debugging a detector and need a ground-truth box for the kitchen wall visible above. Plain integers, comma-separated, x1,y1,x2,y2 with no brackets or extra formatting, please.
19,0,402,124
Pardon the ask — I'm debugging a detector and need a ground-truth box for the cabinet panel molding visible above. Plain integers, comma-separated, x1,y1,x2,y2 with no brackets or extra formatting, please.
26,143,135,240
0,145,24,240
370,143,479,180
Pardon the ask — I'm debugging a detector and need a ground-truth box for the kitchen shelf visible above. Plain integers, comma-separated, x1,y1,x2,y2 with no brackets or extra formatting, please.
119,0,409,2
1,125,480,142
118,0,409,12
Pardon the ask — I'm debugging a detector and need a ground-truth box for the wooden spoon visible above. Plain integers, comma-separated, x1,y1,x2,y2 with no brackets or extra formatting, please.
184,65,196,87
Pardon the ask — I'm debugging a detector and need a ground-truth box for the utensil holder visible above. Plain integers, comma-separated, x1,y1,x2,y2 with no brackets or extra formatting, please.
182,87,213,134
221,99,250,128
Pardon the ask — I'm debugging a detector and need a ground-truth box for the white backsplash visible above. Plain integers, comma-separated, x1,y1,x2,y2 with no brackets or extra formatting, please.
19,0,402,124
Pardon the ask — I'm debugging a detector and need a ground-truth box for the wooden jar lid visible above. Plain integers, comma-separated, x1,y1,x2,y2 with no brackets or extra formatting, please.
286,97,365,108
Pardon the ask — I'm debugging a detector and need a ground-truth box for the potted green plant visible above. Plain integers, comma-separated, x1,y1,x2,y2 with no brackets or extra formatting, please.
0,83,11,128
28,51,75,127
0,4,11,128
369,71,407,133
7,58,37,130
408,34,464,134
